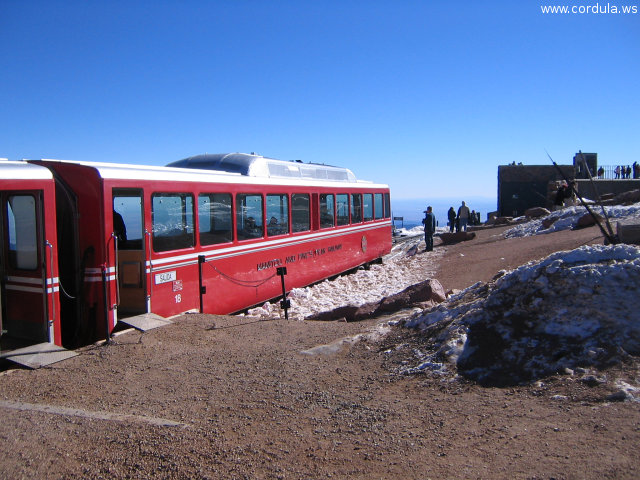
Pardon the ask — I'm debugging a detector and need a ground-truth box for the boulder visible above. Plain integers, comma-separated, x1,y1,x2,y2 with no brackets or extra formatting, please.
492,216,514,226
306,278,446,322
439,231,476,245
542,217,558,229
306,305,360,322
375,279,446,315
525,207,551,218
576,212,603,228
617,220,640,245
615,189,640,204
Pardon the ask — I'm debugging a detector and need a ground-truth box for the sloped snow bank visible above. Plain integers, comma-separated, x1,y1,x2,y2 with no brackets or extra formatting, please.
504,202,640,238
400,244,640,386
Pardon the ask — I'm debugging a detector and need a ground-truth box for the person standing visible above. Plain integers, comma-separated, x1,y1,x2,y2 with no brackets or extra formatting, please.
457,201,470,232
447,207,456,232
422,206,436,251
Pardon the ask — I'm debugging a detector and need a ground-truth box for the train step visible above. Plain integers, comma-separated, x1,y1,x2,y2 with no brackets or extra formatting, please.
118,313,172,332
1,343,78,369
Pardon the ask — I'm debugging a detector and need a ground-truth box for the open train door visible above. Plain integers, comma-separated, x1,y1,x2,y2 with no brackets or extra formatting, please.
112,189,147,316
0,190,51,348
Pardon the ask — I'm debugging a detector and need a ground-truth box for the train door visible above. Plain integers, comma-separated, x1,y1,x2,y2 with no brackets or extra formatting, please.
0,191,49,347
113,190,146,316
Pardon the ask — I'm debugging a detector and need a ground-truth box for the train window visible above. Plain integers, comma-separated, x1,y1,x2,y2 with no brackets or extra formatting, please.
319,194,335,228
363,193,373,221
151,193,195,252
6,195,38,270
291,194,310,232
236,194,263,240
336,194,349,226
350,194,362,224
374,193,383,220
198,193,232,245
113,193,143,250
384,193,391,218
266,194,289,236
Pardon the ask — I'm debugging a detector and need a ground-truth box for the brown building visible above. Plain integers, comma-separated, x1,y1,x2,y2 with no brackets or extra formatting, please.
498,164,574,217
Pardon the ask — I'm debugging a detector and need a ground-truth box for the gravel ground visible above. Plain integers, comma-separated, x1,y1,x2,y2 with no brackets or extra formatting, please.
1,224,639,479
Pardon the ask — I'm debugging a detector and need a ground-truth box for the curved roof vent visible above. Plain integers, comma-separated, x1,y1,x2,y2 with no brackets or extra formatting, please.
167,153,357,183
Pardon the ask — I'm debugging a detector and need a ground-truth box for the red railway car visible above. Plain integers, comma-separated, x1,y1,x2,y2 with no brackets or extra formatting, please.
3,154,391,348
0,160,61,349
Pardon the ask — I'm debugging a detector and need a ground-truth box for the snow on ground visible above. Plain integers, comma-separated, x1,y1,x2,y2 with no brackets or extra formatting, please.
244,231,440,321
399,244,640,391
393,225,448,237
504,202,640,238
245,203,640,394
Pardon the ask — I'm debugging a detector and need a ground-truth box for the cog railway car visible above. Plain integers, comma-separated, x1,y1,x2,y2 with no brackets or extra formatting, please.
1,154,392,351
0,161,61,350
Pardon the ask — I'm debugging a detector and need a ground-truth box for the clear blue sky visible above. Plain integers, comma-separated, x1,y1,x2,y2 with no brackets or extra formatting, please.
1,1,638,200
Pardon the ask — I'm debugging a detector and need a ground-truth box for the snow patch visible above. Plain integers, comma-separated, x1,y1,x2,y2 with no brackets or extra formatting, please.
504,202,640,238
400,244,640,386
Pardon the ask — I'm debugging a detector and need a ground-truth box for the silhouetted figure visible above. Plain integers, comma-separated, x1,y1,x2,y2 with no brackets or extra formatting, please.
457,201,470,232
447,207,456,232
113,210,127,243
422,206,436,252
554,182,567,210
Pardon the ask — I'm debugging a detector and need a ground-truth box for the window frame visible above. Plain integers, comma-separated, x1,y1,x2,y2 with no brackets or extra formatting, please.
363,193,373,222
151,192,195,253
350,193,363,224
6,194,39,271
336,193,349,226
266,193,290,237
319,193,335,229
236,193,264,241
198,192,233,246
374,193,384,220
291,193,310,233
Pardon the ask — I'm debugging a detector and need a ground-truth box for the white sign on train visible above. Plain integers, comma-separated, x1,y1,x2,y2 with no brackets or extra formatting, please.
155,271,176,285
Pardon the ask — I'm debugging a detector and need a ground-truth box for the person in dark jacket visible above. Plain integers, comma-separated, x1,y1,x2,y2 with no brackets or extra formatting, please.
422,206,436,251
113,210,127,243
554,182,567,210
447,207,456,232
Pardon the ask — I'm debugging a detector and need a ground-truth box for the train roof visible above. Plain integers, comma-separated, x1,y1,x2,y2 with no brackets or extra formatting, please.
31,158,387,189
167,153,358,183
0,159,53,180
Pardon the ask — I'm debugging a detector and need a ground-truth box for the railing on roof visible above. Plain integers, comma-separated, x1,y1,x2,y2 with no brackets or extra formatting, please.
593,165,640,180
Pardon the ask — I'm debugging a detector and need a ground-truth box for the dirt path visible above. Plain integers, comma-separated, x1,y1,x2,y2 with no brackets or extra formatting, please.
1,224,638,479
432,224,605,291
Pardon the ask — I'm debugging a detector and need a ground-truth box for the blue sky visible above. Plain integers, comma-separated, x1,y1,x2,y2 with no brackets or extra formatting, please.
1,1,638,201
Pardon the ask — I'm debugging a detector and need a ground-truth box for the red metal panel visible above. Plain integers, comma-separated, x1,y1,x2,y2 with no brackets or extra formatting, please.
0,163,61,346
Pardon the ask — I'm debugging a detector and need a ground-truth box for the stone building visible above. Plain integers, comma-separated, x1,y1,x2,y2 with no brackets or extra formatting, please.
497,164,574,217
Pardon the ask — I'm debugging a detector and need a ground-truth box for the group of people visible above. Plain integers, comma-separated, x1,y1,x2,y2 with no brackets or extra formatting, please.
614,163,639,179
421,201,477,252
446,201,479,233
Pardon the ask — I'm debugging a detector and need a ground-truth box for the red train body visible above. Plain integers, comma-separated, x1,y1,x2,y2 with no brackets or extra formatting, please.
0,161,61,347
1,154,391,349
